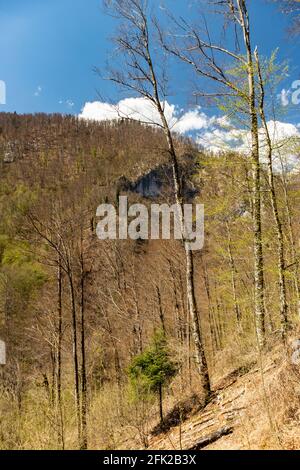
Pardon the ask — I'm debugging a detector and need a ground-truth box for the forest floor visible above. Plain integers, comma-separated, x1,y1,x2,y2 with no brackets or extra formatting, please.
147,344,300,450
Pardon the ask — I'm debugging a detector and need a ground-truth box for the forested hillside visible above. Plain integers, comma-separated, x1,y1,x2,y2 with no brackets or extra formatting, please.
1,0,300,453
0,112,300,450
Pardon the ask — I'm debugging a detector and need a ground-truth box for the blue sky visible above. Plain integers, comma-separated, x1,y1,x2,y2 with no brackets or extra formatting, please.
0,0,299,121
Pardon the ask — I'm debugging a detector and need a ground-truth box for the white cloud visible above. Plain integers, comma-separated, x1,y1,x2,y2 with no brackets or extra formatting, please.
172,108,212,133
79,97,177,127
266,120,300,142
79,97,300,170
79,98,214,135
197,126,248,153
197,119,300,171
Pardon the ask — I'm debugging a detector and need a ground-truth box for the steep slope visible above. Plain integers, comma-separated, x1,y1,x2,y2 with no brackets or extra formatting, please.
148,343,300,450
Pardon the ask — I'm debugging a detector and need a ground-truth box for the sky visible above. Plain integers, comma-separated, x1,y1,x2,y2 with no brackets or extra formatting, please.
0,0,299,154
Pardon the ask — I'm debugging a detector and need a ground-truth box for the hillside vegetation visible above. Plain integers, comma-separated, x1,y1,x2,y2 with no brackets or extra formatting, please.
0,113,300,449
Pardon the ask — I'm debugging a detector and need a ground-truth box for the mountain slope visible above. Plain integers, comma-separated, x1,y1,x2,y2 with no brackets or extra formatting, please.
148,343,300,450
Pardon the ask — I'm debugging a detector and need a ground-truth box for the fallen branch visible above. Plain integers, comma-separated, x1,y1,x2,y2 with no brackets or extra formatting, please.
188,426,234,450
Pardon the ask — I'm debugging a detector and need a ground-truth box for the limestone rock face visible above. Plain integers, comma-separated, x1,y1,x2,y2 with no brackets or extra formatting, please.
131,161,200,201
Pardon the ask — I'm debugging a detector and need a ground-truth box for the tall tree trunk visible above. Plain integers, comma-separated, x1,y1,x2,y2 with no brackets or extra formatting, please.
158,383,163,424
179,270,188,340
156,285,166,334
56,255,64,449
68,270,81,447
156,103,211,399
255,49,288,337
103,310,122,389
237,0,266,347
226,222,241,324
202,260,220,353
106,0,211,398
185,248,211,397
131,264,143,354
279,157,300,318
168,260,183,342
80,249,88,450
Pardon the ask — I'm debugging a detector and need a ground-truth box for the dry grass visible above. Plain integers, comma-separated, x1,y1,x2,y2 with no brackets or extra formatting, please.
1,333,300,450
148,333,300,450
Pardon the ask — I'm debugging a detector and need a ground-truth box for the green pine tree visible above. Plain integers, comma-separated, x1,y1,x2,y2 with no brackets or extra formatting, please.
128,330,177,424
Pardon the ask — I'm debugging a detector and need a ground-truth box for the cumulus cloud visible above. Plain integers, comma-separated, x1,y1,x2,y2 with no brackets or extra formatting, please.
173,108,212,133
266,120,300,142
197,119,300,171
198,119,300,149
197,126,248,153
79,97,177,127
79,98,216,136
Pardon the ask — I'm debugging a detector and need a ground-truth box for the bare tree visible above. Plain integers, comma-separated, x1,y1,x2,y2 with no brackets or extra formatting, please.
55,248,65,449
226,221,241,324
103,0,211,399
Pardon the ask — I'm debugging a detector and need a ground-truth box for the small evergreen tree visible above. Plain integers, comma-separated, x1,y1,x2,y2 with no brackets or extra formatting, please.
128,330,177,424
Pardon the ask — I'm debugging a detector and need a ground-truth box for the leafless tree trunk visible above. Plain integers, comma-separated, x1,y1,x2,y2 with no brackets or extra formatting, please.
148,55,211,395
255,49,288,337
155,285,166,334
168,259,183,342
202,259,221,353
236,0,266,347
158,383,163,424
226,222,241,324
67,269,81,446
79,241,88,450
56,253,65,449
104,0,211,399
131,271,143,355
